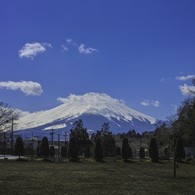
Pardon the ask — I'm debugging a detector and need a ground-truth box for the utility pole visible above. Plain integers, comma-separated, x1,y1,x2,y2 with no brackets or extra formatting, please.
140,136,141,149
31,133,33,160
63,131,68,147
58,134,60,162
50,128,54,146
11,116,13,150
4,132,6,159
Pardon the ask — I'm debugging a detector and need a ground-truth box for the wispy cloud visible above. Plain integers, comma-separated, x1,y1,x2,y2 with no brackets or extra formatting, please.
62,45,68,52
140,100,160,107
171,104,178,111
66,38,77,46
78,44,98,54
19,42,52,60
176,75,195,81
179,84,195,96
160,77,171,82
0,81,43,96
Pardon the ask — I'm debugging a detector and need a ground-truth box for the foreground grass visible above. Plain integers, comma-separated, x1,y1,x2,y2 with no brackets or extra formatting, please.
0,157,195,195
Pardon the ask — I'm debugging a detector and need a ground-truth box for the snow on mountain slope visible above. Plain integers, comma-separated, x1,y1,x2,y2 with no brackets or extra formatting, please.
16,93,157,136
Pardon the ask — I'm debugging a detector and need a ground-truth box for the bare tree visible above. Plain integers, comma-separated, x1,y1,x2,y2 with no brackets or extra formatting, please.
0,102,19,132
188,77,195,95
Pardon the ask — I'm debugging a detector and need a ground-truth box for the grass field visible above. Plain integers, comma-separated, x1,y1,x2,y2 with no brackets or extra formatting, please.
0,157,195,195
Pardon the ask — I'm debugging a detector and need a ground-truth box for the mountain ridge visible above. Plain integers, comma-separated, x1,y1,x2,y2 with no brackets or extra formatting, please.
15,93,157,137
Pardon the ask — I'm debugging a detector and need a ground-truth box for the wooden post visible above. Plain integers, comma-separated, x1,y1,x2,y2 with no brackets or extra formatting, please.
11,116,13,150
4,132,6,159
31,133,33,160
58,134,60,162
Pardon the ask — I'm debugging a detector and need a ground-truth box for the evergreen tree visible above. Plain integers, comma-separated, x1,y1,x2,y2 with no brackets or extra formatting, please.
115,147,121,156
61,146,67,157
85,145,91,158
49,145,55,157
122,137,130,160
15,136,24,159
94,138,103,161
174,138,185,162
37,145,40,157
163,147,169,157
129,146,132,158
149,137,159,162
69,119,89,155
68,136,78,161
40,137,49,160
91,123,115,157
139,147,145,159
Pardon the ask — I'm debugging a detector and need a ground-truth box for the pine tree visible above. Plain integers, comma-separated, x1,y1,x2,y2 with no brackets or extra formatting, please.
85,145,91,159
174,138,185,162
68,136,78,161
40,137,49,160
149,137,159,162
61,146,67,157
115,147,121,156
139,147,145,159
122,137,130,160
94,138,103,161
15,136,24,159
49,145,55,157
69,119,89,155
129,146,132,158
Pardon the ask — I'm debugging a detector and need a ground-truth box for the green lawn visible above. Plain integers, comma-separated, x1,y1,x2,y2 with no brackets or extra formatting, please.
0,157,194,195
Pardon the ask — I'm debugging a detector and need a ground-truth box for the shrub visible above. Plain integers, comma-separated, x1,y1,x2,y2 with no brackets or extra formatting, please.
139,147,145,159
61,146,67,157
49,146,55,157
68,136,78,161
159,154,169,160
40,137,49,160
114,155,122,161
37,145,40,157
94,138,103,161
122,137,130,160
163,147,169,157
15,136,24,158
174,138,185,162
115,147,121,156
85,145,91,158
129,146,132,158
149,137,159,162
185,157,193,162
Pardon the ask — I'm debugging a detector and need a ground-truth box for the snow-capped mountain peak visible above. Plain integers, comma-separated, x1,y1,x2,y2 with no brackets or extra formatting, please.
16,93,157,135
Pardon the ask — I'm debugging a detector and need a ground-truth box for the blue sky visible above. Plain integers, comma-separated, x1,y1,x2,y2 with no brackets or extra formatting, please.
0,0,195,120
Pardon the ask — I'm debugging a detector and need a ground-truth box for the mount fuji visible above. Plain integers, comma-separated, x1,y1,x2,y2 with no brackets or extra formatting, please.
15,93,157,138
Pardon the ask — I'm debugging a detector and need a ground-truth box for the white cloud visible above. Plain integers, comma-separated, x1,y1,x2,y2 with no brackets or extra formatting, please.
62,45,68,52
78,44,98,54
140,100,159,107
57,93,125,106
179,84,195,96
171,104,178,111
66,38,73,44
42,43,52,48
140,100,150,106
19,42,52,60
152,101,160,107
0,81,43,96
66,38,77,46
160,78,164,82
15,109,30,118
176,75,195,81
